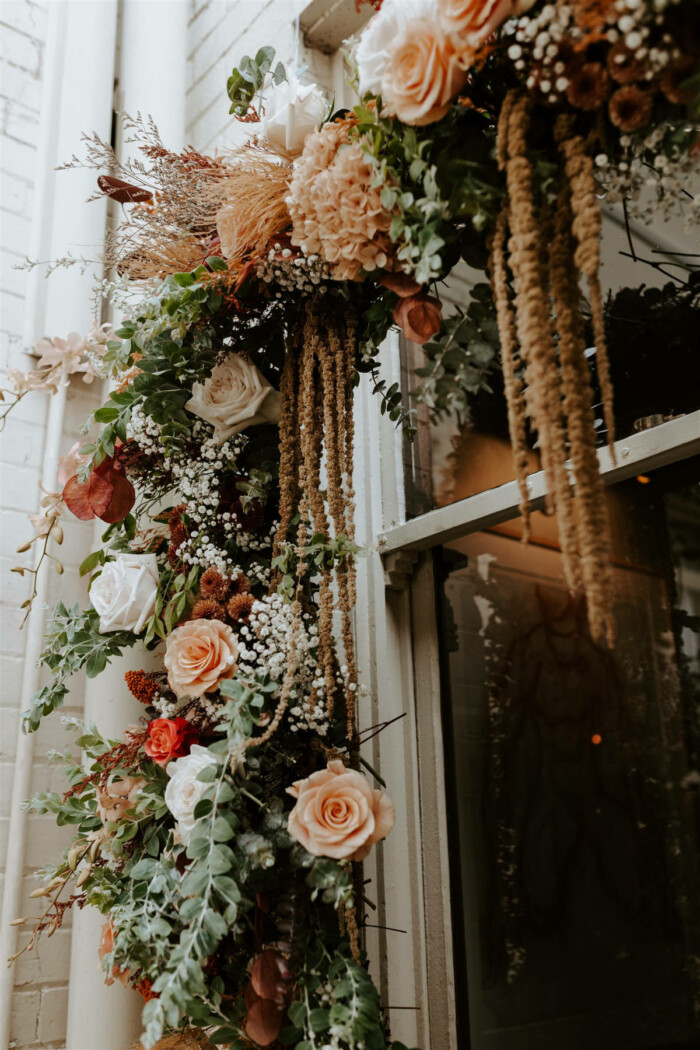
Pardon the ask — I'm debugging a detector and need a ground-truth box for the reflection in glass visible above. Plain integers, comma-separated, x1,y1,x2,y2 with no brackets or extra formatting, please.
438,459,700,1048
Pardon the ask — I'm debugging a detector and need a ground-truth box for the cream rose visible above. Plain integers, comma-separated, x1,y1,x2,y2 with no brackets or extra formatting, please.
382,19,467,126
164,744,218,846
354,0,433,96
90,553,159,634
164,617,238,698
437,0,536,53
262,74,328,157
185,355,281,444
286,759,396,861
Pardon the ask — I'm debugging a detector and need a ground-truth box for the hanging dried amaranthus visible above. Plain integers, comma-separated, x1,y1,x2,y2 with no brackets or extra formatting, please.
490,90,615,645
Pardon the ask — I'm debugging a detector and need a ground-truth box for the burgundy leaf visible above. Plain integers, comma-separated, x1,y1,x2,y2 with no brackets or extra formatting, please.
393,293,443,345
99,471,135,524
63,472,113,520
244,997,285,1047
251,949,289,1003
379,271,423,298
97,175,153,204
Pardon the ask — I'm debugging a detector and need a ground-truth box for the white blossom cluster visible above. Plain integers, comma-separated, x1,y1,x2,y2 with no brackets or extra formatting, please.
235,593,330,735
126,403,166,455
595,128,700,225
255,243,330,296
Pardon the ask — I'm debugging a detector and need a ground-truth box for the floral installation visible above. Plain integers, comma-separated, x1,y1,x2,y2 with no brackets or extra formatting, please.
5,2,699,1049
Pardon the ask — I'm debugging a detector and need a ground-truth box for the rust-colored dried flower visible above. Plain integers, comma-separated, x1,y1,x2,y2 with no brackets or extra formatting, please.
230,498,265,532
124,670,159,705
566,63,610,110
659,57,695,106
288,121,394,281
167,544,185,570
191,598,228,621
607,42,646,84
227,593,255,623
199,568,231,601
609,85,653,131
229,572,251,596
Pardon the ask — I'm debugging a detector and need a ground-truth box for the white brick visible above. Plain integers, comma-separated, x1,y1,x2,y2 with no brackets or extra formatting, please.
38,986,69,1044
15,929,71,987
0,53,43,111
9,988,40,1045
0,416,45,466
0,21,43,76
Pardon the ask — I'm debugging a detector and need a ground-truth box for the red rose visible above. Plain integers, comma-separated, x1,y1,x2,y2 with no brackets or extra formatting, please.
393,292,443,344
144,718,198,765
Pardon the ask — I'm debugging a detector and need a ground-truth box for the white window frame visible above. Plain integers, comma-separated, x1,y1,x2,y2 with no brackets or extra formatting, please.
355,352,700,1050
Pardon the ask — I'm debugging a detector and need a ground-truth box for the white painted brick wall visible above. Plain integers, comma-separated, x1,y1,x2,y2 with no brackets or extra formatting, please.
1,2,99,1047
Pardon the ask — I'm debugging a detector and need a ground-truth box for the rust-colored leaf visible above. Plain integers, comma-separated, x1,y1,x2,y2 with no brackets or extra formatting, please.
97,175,153,204
63,472,113,520
244,997,285,1047
394,293,443,345
379,271,423,298
251,949,289,1002
99,471,135,524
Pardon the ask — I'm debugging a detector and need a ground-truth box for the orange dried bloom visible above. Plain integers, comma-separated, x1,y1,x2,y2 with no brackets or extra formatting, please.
229,572,251,596
566,63,610,110
199,568,231,601
191,598,228,621
124,670,159,705
609,85,653,131
227,593,255,623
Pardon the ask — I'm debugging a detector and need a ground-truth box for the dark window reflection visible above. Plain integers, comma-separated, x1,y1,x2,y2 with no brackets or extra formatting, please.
437,458,700,1049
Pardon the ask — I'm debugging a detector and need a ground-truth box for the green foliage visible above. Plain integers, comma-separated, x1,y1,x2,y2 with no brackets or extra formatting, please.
227,46,286,118
412,284,501,421
271,534,360,599
142,564,201,645
22,604,137,733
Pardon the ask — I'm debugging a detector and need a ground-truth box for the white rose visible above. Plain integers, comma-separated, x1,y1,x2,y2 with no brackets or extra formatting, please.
90,554,159,634
262,74,328,157
185,354,281,444
354,0,433,96
164,745,218,846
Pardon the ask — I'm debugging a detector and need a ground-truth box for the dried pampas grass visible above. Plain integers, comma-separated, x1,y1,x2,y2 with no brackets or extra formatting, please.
214,153,293,267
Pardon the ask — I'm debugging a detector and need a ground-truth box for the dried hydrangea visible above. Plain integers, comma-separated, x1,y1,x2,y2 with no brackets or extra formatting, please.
287,121,394,281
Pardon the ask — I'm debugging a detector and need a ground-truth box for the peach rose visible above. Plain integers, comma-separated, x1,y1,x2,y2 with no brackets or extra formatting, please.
286,759,395,861
382,18,467,126
164,617,238,697
437,0,536,54
96,776,145,825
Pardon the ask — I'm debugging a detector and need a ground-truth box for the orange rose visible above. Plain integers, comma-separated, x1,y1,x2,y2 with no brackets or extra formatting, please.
437,0,536,55
286,759,396,861
382,18,467,126
145,717,198,765
394,292,443,344
96,775,145,825
164,617,238,697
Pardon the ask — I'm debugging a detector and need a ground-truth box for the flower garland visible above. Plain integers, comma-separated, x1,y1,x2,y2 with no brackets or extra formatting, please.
4,3,699,1049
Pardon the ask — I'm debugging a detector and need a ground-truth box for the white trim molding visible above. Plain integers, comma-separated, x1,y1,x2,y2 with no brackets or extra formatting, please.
378,409,700,556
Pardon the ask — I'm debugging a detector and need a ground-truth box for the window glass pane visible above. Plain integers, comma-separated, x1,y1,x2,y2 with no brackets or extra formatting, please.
437,457,700,1048
403,217,700,520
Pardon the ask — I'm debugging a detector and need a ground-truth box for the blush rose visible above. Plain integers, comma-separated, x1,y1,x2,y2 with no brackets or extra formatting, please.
164,617,238,698
382,18,467,126
185,355,281,444
286,759,396,861
145,717,198,765
437,0,537,54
